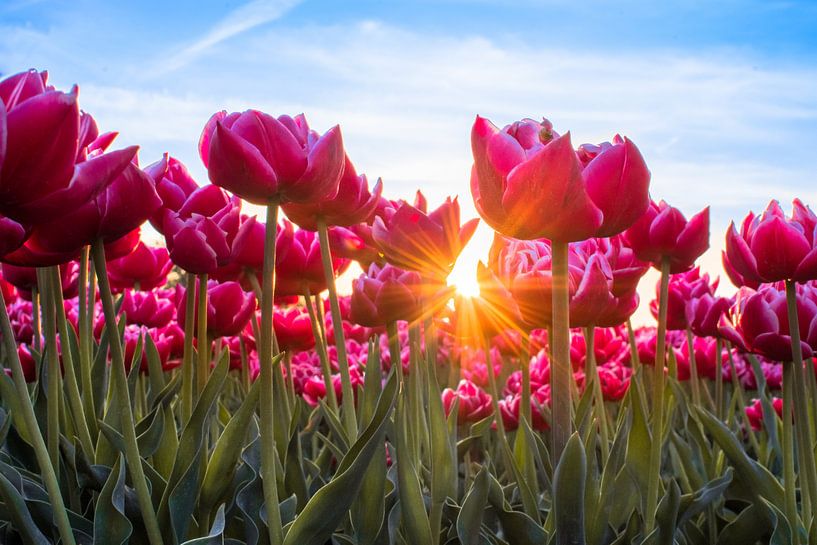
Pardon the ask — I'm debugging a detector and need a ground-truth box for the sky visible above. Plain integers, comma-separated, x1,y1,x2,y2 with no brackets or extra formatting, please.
2,0,816,323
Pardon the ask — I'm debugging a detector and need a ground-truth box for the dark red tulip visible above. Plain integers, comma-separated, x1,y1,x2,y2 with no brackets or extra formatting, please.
273,306,315,352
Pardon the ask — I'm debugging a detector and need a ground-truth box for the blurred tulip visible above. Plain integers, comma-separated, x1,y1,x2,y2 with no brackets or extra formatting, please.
120,289,176,328
273,306,315,352
177,279,256,338
275,219,349,297
650,268,718,331
107,241,173,292
349,262,424,327
442,379,493,424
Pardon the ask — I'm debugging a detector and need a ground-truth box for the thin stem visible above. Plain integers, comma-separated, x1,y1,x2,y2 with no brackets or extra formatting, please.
786,279,817,526
78,247,97,437
783,360,801,544
195,273,209,397
49,266,95,456
258,204,284,545
32,286,41,354
303,286,338,411
0,284,76,545
550,240,571,465
686,329,702,407
521,332,532,425
386,321,403,382
644,256,670,535
715,338,723,421
584,326,610,461
317,219,357,439
181,272,196,423
37,268,61,476
92,241,164,545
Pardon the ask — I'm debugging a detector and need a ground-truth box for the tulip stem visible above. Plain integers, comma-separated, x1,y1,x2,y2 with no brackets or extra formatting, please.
49,266,96,457
644,256,670,535
181,272,196,423
317,218,358,439
196,273,209,398
31,286,41,354
785,279,817,526
0,281,77,545
386,321,403,382
584,326,610,462
714,338,723,421
78,247,98,439
550,240,571,466
37,268,61,477
521,332,532,425
686,329,702,408
303,286,338,411
92,240,164,545
259,203,284,545
783,360,801,544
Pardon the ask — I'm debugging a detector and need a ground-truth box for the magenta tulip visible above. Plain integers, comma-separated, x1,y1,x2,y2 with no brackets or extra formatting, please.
107,241,173,292
349,262,424,327
200,110,345,205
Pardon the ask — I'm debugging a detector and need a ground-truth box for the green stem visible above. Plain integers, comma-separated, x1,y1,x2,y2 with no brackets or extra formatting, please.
303,286,338,411
686,329,702,407
78,247,97,438
258,204,284,545
786,280,817,526
37,268,61,476
386,321,403,382
783,360,801,544
92,241,164,545
181,272,196,424
49,266,95,456
644,257,670,535
550,240,571,465
584,325,610,461
317,219,357,439
521,332,532,425
715,338,723,421
195,274,209,398
31,286,41,354
0,282,76,545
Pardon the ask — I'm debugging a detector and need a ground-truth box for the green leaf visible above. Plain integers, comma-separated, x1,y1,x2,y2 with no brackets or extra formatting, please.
159,353,229,543
0,465,50,545
200,373,263,515
94,455,132,545
395,389,433,545
457,464,489,545
554,433,586,545
181,504,227,545
282,371,398,545
486,472,547,545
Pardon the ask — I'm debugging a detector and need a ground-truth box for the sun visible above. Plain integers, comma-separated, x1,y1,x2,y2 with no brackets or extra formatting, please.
448,251,482,298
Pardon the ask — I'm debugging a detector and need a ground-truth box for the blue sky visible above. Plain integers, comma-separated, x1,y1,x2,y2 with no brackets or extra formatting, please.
2,0,817,318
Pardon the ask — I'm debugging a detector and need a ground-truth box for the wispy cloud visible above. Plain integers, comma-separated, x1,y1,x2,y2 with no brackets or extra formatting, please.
150,0,302,75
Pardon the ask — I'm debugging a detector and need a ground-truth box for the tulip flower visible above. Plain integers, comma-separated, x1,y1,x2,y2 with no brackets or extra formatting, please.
0,215,30,260
163,188,242,275
1,262,78,300
686,290,732,339
273,306,316,352
499,385,551,432
372,196,478,280
724,200,817,286
120,289,176,328
107,241,173,292
649,268,718,331
349,262,424,327
177,280,257,339
0,70,139,225
442,379,494,424
470,116,650,241
282,155,382,230
624,200,710,273
145,153,200,232
199,110,345,205
746,397,784,431
275,219,350,297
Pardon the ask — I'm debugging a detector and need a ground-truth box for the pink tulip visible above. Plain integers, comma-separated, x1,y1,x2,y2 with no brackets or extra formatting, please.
177,279,256,338
282,155,382,230
107,241,173,292
145,153,200,232
200,110,345,205
624,200,710,273
724,200,817,286
718,283,817,362
120,289,176,328
349,262,424,327
441,379,493,424
499,385,551,432
650,268,718,331
746,397,783,431
471,116,650,241
273,306,315,352
372,196,478,280
275,219,349,297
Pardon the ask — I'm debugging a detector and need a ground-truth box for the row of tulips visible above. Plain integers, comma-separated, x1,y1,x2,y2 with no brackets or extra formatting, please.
0,67,812,545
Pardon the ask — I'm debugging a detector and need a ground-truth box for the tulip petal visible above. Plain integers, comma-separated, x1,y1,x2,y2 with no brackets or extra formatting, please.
207,121,279,204
285,125,345,203
750,215,810,282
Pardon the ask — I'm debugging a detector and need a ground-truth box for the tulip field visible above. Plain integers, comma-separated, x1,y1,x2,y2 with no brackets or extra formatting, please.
1,68,815,545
